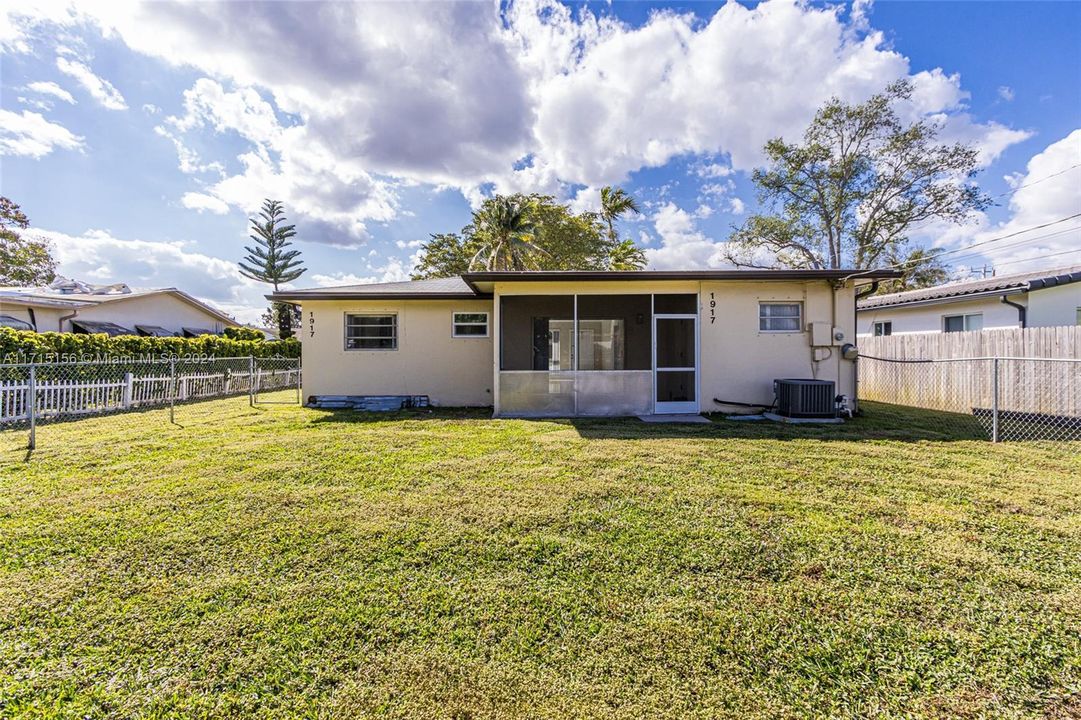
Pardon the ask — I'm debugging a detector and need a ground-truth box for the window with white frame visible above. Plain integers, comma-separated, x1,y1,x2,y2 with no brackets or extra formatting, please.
873,321,892,337
345,313,397,349
759,302,802,332
943,313,983,333
452,311,489,337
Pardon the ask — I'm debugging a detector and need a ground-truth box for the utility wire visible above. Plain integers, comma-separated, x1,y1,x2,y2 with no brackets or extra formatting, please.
844,213,1081,279
978,247,1081,270
942,224,1081,267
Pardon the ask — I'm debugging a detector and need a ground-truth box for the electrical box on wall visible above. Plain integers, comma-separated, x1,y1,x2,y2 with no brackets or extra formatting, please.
809,321,832,346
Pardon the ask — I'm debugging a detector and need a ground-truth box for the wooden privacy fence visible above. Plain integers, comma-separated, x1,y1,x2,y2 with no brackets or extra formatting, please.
0,360,300,425
858,327,1081,441
859,326,1081,361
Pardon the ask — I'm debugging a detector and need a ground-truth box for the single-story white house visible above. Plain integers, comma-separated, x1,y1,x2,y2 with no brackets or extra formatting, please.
857,265,1081,336
270,269,897,417
0,277,239,336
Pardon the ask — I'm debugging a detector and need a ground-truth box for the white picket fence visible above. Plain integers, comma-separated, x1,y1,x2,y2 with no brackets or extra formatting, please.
0,366,300,424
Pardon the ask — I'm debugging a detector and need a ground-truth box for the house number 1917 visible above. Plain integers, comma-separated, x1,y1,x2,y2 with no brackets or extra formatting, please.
709,293,716,324
309,311,315,338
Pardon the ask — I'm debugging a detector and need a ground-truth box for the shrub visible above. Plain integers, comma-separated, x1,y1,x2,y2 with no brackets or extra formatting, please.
0,327,300,363
223,326,267,341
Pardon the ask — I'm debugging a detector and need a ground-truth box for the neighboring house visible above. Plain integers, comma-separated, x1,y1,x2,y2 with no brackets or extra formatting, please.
270,269,896,416
0,277,238,336
857,265,1081,337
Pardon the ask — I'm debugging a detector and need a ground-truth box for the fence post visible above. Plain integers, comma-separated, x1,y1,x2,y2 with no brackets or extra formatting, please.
249,356,256,406
991,357,1000,443
27,362,36,451
169,357,176,424
123,372,133,409
296,357,302,405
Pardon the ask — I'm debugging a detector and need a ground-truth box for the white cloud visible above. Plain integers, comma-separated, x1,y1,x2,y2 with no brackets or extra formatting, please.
310,273,378,288
4,0,1038,270
728,197,747,215
55,56,127,110
959,129,1081,271
998,86,1015,102
181,192,229,215
694,161,733,179
0,109,83,158
37,227,269,323
159,78,398,245
645,202,732,270
27,81,75,104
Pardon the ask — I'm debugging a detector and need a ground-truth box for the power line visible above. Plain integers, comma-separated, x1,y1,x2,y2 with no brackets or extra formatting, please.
941,224,1081,267
845,212,1081,279
991,163,1081,199
874,163,1081,243
980,247,1081,270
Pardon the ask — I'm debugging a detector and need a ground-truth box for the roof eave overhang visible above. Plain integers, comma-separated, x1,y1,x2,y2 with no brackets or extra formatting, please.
462,269,901,294
267,292,491,302
858,286,1027,311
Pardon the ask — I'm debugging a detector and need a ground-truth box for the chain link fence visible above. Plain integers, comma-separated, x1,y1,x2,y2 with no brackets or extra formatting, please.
0,356,300,452
858,355,1081,442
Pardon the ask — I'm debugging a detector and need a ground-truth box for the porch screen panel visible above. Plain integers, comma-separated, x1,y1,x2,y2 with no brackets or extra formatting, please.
575,371,652,416
498,372,575,416
576,295,651,370
499,296,575,371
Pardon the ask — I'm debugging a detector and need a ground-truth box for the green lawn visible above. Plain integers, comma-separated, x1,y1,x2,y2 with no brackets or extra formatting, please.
1,397,1079,719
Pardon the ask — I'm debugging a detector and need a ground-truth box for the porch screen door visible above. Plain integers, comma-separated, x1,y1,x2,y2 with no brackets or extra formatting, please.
653,315,698,414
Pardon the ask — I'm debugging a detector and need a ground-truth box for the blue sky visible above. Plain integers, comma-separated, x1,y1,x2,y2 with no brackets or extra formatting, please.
1,0,1078,323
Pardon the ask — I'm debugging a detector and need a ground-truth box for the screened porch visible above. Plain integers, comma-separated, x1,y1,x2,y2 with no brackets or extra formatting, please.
496,293,698,417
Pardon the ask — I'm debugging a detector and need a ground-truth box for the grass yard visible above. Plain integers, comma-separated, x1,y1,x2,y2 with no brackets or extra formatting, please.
1,397,1079,719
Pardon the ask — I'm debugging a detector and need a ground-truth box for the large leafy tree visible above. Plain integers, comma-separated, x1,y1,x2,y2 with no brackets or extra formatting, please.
412,194,610,278
239,199,306,338
726,80,991,287
0,197,57,286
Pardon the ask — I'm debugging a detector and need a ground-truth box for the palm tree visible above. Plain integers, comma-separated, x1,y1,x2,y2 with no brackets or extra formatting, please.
599,186,640,245
468,196,547,271
607,238,647,271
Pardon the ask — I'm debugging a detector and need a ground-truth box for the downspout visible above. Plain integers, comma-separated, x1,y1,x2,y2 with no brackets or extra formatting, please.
851,281,880,415
1000,294,1026,328
58,309,79,332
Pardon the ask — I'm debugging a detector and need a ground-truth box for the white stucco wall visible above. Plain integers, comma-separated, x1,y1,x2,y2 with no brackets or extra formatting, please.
1026,283,1081,327
493,278,858,414
69,293,233,334
0,304,68,332
858,282,1081,336
699,280,855,411
0,293,234,334
857,296,1024,336
298,280,862,414
298,298,495,407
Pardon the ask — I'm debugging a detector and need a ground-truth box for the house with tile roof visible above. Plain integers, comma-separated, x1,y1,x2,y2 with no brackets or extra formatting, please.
857,265,1081,336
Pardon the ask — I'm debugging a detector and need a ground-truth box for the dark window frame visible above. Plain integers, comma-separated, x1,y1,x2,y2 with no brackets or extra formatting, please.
344,313,398,350
451,311,489,338
758,301,803,333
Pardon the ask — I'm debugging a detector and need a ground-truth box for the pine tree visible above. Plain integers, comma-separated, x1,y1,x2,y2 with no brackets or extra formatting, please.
239,200,306,338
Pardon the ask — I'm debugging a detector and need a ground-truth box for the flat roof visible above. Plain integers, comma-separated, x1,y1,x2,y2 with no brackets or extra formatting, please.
270,269,898,301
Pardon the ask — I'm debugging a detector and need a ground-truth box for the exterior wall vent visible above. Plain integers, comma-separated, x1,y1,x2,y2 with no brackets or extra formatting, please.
773,379,836,418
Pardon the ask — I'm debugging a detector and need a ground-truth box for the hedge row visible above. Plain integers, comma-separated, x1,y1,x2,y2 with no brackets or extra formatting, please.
0,327,300,362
